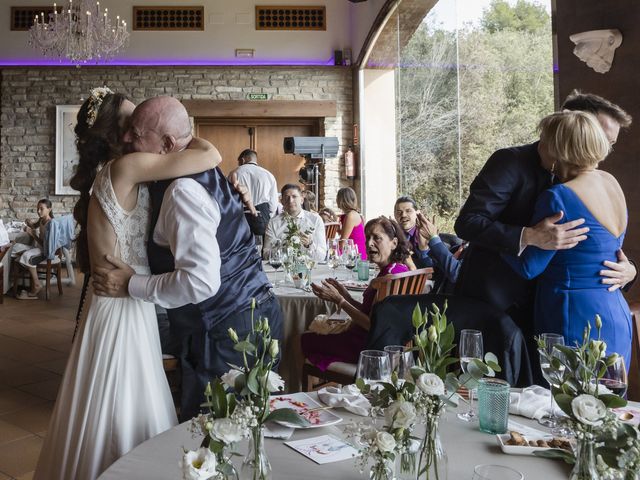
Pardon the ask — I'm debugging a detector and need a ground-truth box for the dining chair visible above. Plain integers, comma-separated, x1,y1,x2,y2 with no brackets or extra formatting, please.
324,222,340,241
627,301,640,401
301,268,433,391
11,246,66,300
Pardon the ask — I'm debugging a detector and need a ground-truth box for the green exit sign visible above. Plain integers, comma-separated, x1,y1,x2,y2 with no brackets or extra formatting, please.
247,93,269,101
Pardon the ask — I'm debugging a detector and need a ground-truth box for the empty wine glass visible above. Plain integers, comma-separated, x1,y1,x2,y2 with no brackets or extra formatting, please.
269,246,284,285
538,333,565,429
327,239,341,278
599,355,628,397
357,350,391,390
384,345,415,383
472,464,523,480
457,329,483,422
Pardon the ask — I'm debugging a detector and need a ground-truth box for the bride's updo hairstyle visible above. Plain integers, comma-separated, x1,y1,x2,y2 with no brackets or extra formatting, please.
538,110,611,176
70,88,129,273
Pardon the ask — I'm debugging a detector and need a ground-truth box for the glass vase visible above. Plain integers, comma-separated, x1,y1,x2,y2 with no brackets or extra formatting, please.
418,414,448,480
216,449,239,480
370,458,395,480
396,439,420,480
240,426,272,480
569,433,599,480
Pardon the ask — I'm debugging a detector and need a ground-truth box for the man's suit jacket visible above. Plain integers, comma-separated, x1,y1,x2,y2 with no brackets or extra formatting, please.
454,142,552,315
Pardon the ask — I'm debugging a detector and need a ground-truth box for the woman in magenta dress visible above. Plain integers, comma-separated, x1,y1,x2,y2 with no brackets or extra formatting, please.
302,216,410,370
336,187,367,260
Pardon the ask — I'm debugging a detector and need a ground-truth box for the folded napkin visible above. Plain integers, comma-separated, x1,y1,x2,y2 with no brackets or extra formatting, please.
264,421,295,440
509,386,564,420
317,384,371,416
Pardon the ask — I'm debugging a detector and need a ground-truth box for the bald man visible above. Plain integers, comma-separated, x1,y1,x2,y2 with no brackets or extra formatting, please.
94,97,283,420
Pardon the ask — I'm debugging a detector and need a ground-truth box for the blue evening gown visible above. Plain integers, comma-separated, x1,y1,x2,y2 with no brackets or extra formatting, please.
503,184,632,366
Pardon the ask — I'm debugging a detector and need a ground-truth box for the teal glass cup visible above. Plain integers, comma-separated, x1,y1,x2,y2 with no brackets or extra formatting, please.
477,378,510,434
357,260,370,281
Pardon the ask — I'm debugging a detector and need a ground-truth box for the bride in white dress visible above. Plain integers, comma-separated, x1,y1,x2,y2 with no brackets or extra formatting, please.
34,88,221,480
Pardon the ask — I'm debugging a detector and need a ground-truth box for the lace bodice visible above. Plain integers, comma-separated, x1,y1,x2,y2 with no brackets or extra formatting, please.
93,161,151,273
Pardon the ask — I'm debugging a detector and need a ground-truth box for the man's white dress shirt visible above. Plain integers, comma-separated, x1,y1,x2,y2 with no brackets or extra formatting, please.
263,209,327,262
229,163,279,218
128,178,221,309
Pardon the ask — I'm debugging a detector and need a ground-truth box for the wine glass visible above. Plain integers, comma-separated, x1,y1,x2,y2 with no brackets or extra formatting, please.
599,355,628,397
327,239,341,278
342,243,358,279
384,345,415,383
538,333,565,429
268,246,284,285
457,329,483,422
472,464,523,480
357,350,391,390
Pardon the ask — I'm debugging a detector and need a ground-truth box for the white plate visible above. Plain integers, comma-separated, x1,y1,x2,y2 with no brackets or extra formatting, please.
496,433,571,456
269,392,343,429
342,280,368,291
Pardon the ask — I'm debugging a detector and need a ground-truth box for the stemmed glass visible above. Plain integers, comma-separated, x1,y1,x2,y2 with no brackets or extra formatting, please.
457,329,483,422
327,239,341,278
268,246,284,285
599,355,628,397
538,333,565,429
384,345,415,383
357,350,391,390
342,243,358,280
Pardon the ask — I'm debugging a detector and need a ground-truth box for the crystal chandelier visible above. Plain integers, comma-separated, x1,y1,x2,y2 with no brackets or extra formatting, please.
29,0,129,64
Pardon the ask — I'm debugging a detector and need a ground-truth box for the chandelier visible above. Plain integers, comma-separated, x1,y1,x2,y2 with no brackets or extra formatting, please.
29,1,129,64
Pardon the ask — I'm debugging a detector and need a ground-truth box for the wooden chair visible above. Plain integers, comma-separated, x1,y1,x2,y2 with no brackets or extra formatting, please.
12,247,65,300
0,242,14,304
627,301,640,401
301,268,434,391
324,222,340,241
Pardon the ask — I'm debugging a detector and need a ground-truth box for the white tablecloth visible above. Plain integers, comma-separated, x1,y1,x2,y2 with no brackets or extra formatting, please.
3,231,31,294
99,393,570,480
265,262,365,392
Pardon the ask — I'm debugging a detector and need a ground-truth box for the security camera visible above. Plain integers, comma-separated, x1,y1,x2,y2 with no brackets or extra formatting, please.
283,136,339,159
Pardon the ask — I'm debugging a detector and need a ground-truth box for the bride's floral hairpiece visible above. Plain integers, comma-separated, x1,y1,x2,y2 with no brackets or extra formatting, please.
86,86,114,128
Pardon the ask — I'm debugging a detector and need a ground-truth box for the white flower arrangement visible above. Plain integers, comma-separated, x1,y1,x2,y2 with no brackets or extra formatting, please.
571,394,606,427
180,447,217,480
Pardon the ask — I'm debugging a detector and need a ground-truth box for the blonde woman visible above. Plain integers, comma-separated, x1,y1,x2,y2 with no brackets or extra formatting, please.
503,110,631,368
336,187,367,259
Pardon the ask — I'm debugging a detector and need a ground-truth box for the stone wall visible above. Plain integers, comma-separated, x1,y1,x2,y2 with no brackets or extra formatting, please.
0,66,354,221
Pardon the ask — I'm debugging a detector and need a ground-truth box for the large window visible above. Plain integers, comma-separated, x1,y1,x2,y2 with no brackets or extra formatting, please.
395,0,553,231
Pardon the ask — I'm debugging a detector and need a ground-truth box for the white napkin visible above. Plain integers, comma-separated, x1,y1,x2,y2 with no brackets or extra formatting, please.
509,386,564,420
317,384,371,416
264,421,295,440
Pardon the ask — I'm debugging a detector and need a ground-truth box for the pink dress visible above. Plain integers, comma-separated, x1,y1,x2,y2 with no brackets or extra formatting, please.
301,262,409,370
340,213,367,260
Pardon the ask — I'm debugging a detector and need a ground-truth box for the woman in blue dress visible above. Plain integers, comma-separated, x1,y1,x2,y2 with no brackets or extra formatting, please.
503,110,632,367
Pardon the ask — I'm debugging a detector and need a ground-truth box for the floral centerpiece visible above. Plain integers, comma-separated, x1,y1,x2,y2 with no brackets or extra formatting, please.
353,302,500,480
536,315,627,480
182,300,307,480
281,215,315,287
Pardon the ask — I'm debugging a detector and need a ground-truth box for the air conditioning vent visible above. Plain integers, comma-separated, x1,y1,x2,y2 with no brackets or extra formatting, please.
132,6,204,31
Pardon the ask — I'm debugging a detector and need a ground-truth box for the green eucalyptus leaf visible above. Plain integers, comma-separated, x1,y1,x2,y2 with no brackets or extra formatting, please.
486,361,502,373
484,352,499,365
554,393,574,417
598,393,627,409
265,408,310,426
533,449,575,464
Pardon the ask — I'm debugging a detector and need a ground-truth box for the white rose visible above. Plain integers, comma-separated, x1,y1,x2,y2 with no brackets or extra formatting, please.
265,371,285,392
571,394,606,426
291,235,301,245
211,418,245,444
221,369,244,389
375,431,396,453
384,401,417,429
180,447,217,480
585,382,613,396
416,373,445,396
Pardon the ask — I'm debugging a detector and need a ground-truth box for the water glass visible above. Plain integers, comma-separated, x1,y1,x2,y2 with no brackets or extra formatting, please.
472,464,523,480
384,345,415,382
357,260,370,281
356,350,391,389
477,378,510,434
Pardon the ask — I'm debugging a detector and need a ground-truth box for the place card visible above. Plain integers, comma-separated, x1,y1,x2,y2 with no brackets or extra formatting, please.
284,434,359,464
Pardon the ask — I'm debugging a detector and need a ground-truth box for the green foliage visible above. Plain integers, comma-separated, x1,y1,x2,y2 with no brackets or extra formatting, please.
397,0,553,232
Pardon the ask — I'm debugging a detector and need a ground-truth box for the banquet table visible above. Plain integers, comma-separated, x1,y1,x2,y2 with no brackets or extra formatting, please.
99,392,570,479
264,262,365,392
2,230,31,294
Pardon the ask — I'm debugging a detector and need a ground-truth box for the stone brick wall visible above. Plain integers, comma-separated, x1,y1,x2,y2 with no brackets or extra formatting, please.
0,66,354,221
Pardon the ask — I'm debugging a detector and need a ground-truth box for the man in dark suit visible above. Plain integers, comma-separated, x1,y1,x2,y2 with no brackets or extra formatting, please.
454,92,636,383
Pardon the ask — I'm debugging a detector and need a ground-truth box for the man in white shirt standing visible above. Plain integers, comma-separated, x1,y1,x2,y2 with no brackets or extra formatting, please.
92,97,283,421
263,184,327,262
228,150,278,236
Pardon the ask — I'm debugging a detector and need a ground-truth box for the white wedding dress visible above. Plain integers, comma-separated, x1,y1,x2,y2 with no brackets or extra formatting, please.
34,162,178,480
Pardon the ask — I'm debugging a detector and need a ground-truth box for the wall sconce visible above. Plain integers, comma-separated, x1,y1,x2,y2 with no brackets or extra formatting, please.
569,29,622,74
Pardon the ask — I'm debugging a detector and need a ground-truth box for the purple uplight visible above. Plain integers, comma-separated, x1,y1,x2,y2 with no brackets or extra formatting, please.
0,56,337,67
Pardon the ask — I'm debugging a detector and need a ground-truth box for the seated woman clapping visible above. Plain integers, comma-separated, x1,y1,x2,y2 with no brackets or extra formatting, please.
301,216,410,370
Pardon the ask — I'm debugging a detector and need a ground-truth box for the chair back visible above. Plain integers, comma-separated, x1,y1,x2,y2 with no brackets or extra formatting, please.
628,301,640,401
43,215,74,260
324,222,340,240
370,267,433,303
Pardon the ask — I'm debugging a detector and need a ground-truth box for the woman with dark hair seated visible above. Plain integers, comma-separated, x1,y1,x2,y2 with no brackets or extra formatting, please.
301,216,410,370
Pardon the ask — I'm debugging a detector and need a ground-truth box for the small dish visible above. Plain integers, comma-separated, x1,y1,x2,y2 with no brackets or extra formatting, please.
496,433,567,456
269,392,343,429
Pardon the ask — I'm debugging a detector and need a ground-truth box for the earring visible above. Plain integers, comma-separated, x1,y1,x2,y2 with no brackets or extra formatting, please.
550,162,557,174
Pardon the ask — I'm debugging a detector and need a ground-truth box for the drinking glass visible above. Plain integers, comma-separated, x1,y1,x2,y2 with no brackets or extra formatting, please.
342,243,358,279
538,333,565,429
327,239,342,278
457,329,483,422
384,345,415,383
599,355,628,397
268,246,284,285
356,350,391,390
472,464,523,480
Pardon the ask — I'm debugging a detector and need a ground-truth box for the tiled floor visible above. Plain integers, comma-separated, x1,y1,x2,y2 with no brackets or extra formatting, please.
0,277,83,479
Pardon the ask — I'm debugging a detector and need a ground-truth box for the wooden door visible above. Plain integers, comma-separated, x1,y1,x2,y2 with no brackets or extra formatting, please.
196,119,316,191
